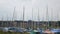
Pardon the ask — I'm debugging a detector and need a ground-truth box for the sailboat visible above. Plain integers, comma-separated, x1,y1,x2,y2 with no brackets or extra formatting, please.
57,9,59,28
30,8,35,34
12,7,17,27
22,6,29,32
37,8,44,34
37,8,40,31
46,4,49,29
50,8,60,33
30,8,42,34
26,8,33,32
12,7,15,27
43,5,54,34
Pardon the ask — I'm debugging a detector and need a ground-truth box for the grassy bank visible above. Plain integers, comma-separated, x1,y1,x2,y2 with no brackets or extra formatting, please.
0,31,30,34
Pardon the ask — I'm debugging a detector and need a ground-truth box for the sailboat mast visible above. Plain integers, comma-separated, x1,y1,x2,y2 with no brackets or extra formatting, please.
22,6,25,28
7,15,8,27
51,8,53,28
12,7,15,21
57,9,59,28
2,16,3,27
38,8,40,28
12,7,16,27
32,8,34,29
46,4,49,29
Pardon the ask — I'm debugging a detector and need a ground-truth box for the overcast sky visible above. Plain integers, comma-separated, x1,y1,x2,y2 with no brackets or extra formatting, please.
0,0,60,21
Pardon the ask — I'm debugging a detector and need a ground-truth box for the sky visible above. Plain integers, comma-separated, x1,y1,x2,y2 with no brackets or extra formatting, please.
0,0,60,21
